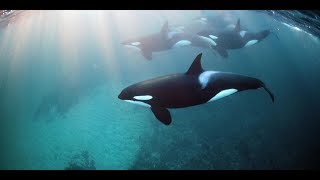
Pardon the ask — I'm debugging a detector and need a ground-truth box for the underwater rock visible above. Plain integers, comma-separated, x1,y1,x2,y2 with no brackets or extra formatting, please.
64,150,96,170
34,85,82,121
34,62,107,122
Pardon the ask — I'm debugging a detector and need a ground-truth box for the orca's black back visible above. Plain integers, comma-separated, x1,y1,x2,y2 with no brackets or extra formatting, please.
242,30,271,43
130,74,212,108
217,32,243,49
205,72,264,95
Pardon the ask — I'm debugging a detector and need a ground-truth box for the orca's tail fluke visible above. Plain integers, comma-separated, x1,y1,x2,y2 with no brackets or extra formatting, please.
261,84,275,102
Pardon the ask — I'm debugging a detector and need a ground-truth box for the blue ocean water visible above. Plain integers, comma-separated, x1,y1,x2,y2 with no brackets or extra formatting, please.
0,10,320,170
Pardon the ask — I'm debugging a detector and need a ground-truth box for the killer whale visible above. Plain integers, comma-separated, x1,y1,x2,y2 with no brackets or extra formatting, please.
197,18,277,58
121,21,170,60
121,21,193,60
118,53,274,126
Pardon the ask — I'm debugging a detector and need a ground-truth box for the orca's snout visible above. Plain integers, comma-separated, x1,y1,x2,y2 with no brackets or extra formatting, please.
118,91,125,100
118,87,133,100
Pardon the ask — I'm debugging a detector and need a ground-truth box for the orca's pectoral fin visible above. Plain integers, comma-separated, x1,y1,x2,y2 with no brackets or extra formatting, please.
216,47,228,58
208,45,217,57
209,48,217,57
142,50,152,60
151,106,172,125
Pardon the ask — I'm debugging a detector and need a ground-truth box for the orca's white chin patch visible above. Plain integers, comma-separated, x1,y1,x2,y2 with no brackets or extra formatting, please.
124,100,151,108
208,89,238,102
133,95,153,100
172,40,192,48
199,36,217,46
244,40,258,47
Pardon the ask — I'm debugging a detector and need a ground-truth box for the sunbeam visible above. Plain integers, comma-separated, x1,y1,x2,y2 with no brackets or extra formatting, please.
0,10,320,170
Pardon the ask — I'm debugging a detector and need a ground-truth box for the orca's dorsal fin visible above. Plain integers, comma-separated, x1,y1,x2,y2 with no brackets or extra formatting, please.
234,18,241,32
161,20,169,34
186,53,204,76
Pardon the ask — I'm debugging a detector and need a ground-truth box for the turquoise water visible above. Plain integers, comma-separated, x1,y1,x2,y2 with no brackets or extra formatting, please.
0,10,320,170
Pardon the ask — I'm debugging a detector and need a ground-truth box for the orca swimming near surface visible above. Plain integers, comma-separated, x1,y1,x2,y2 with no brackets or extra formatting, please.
121,21,171,60
121,20,212,60
121,21,192,60
118,53,275,126
197,18,278,58
166,31,213,50
170,15,244,36
192,15,241,32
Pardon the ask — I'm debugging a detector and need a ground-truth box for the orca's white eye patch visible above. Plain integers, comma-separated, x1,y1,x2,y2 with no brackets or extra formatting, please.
124,45,141,52
131,42,141,46
133,95,153,100
209,35,218,39
172,40,192,48
199,36,217,46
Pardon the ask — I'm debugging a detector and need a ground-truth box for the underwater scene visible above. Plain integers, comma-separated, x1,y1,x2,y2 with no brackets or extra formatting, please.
0,10,320,170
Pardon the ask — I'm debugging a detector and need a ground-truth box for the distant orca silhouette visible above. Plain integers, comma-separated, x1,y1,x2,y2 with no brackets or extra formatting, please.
166,31,212,50
197,18,277,58
170,15,242,36
193,16,239,32
118,53,274,125
121,21,170,60
121,21,192,60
